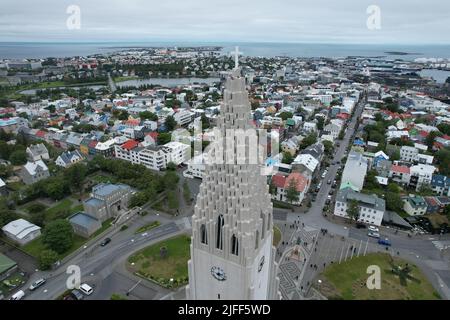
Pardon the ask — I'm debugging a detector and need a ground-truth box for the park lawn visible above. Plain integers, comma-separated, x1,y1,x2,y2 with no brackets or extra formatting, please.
0,271,26,295
128,235,190,287
426,214,449,229
6,181,25,191
135,221,161,234
320,253,440,300
89,173,118,184
273,226,282,247
113,76,139,82
22,218,114,259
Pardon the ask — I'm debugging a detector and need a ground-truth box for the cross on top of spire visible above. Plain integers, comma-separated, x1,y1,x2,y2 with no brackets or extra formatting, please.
230,46,242,69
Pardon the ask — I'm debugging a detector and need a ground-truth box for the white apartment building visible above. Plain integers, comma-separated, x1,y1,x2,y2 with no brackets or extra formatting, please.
400,146,419,163
174,109,194,126
409,164,436,191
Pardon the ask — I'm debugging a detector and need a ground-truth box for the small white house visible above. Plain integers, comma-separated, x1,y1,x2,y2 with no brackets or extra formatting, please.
2,219,41,245
56,150,83,168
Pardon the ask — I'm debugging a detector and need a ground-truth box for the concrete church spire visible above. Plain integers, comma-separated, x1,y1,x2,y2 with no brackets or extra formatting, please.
186,64,281,300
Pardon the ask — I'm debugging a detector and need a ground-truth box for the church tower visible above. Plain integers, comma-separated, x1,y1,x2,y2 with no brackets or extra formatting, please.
186,50,281,300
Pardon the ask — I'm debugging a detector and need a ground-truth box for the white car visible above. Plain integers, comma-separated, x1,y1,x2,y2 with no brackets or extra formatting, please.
368,226,379,233
79,283,93,296
368,231,380,239
29,278,46,291
10,290,25,300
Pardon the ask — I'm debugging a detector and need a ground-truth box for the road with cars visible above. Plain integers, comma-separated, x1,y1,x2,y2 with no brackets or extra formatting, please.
23,214,189,300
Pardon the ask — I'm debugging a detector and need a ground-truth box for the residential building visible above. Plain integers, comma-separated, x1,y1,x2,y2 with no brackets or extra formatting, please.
334,187,386,226
1,218,41,245
271,172,310,205
403,195,428,216
340,151,368,192
0,178,7,196
55,150,83,168
20,160,50,185
183,154,206,179
26,143,49,161
389,164,411,185
409,164,436,191
400,146,419,163
431,174,450,196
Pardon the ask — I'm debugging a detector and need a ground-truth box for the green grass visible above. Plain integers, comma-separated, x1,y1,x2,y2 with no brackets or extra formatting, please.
273,226,282,247
0,271,26,295
127,235,190,288
89,173,118,184
272,200,293,210
7,181,25,191
113,76,139,82
22,218,114,259
135,221,161,234
319,253,440,300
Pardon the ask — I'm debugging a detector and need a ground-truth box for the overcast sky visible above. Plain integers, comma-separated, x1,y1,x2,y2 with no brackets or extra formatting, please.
0,0,449,44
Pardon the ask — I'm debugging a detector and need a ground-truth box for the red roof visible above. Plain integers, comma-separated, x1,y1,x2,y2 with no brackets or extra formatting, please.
146,131,159,140
391,165,410,174
121,139,139,151
272,174,287,189
336,113,350,120
419,130,428,138
36,130,47,138
126,119,140,126
88,140,98,148
285,172,309,192
272,172,309,192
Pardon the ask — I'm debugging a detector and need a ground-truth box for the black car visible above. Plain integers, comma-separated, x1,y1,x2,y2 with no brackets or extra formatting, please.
71,289,84,300
356,223,366,229
100,238,111,247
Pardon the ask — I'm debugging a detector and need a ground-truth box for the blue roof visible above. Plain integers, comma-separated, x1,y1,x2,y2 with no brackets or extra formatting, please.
92,183,128,197
431,174,450,188
69,212,99,228
84,197,104,207
353,139,365,146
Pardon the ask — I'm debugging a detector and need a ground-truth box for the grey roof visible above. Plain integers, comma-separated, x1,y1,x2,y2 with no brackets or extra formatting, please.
27,143,48,156
92,183,130,197
383,211,413,229
58,150,82,165
84,197,104,207
337,187,386,212
69,212,100,228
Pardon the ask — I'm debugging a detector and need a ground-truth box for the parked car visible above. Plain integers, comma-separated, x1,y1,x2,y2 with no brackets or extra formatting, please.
71,289,84,300
9,290,25,300
29,278,46,291
327,179,332,185
79,283,93,296
329,190,333,195
356,223,366,229
368,231,380,238
378,238,391,246
368,226,379,233
100,238,111,247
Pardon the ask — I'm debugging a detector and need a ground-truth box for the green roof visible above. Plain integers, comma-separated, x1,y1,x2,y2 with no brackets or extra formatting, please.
0,253,17,274
339,181,359,192
286,119,295,126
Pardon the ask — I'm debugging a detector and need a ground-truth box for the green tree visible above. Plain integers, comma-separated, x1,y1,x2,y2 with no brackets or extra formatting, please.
9,150,27,165
323,140,333,156
425,131,442,150
437,123,450,135
139,111,158,121
316,117,325,131
347,199,360,222
285,178,300,204
38,249,59,270
0,164,13,178
444,205,450,220
42,219,74,254
436,147,450,176
279,112,293,121
64,163,87,193
282,152,294,164
300,133,317,150
166,162,177,171
385,192,403,213
165,115,177,131
157,132,172,145
0,209,18,227
269,180,277,196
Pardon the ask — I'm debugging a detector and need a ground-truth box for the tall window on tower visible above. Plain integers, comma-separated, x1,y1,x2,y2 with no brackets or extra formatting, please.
231,234,239,256
200,224,208,244
216,215,224,250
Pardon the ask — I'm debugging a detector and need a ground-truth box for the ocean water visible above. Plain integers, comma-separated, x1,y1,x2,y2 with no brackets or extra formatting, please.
0,41,449,60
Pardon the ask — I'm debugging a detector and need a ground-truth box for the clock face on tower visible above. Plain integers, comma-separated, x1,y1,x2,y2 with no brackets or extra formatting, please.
258,256,265,272
211,266,227,281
